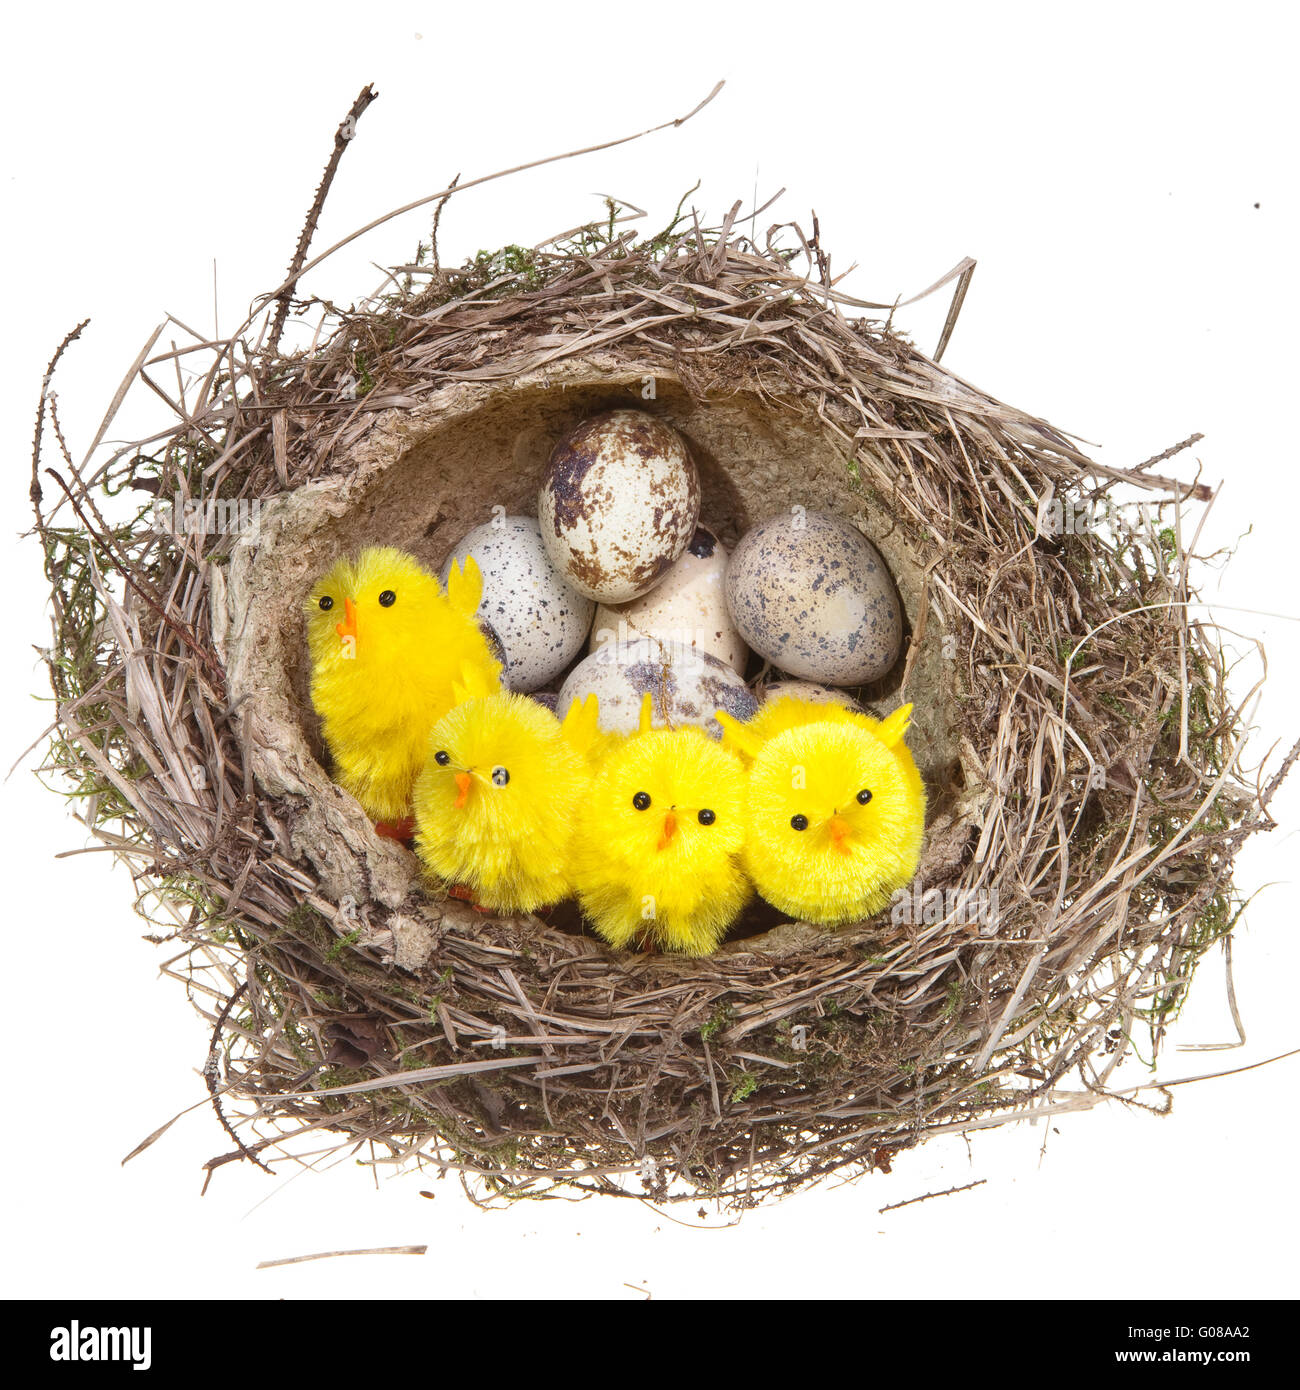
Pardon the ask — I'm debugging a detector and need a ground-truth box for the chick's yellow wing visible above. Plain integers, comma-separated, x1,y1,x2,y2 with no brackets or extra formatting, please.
444,555,484,618
559,693,624,768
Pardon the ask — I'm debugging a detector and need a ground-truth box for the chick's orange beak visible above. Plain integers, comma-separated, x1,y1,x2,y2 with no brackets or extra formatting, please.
335,596,359,643
657,811,678,852
829,815,853,856
454,772,472,809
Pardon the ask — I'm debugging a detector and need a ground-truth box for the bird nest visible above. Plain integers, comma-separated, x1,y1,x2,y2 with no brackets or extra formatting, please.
32,152,1291,1205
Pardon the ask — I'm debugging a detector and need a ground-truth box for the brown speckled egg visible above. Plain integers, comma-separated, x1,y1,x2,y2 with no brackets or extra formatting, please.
588,525,748,674
556,637,757,740
726,512,903,685
441,516,595,692
538,410,701,604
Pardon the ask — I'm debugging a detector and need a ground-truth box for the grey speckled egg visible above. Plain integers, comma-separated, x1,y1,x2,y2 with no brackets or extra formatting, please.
726,512,903,685
589,525,748,674
441,516,595,692
556,636,757,740
538,410,701,604
757,679,863,712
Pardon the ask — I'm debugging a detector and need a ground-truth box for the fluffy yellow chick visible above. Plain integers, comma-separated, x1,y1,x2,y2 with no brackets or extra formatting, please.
304,547,502,832
572,696,750,957
412,666,600,913
717,699,925,925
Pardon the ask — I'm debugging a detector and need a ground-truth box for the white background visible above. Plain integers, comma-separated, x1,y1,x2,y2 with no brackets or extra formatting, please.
2,1,1297,1300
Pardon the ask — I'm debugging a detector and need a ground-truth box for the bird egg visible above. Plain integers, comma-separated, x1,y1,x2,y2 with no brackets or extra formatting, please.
538,410,701,604
589,524,747,674
441,516,594,692
726,512,903,685
557,636,757,740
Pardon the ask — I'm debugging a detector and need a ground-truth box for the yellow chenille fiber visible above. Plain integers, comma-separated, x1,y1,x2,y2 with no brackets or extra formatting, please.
572,696,750,956
304,547,502,824
717,697,926,926
715,693,861,756
412,687,599,913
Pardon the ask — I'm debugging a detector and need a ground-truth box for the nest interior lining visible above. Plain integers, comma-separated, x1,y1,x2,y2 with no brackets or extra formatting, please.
219,359,970,954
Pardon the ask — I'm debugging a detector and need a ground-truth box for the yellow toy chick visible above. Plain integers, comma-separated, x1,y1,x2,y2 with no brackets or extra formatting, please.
572,696,750,957
717,697,926,926
304,547,502,834
412,665,604,914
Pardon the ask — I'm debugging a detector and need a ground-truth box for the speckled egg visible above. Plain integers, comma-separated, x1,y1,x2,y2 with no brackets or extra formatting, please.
440,516,595,692
757,679,863,711
726,512,903,685
556,637,757,740
588,525,748,674
538,410,701,604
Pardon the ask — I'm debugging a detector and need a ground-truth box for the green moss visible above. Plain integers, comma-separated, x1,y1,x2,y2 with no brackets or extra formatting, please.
1098,691,1140,726
427,966,455,1019
325,927,363,962
729,1073,758,1103
471,243,543,290
700,1002,734,1041
941,980,964,1022
1140,891,1242,1027
282,901,332,945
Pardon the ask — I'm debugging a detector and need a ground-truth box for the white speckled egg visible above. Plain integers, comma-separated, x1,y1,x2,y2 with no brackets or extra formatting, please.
726,512,903,685
757,679,863,711
440,516,595,692
556,637,757,740
538,410,701,604
588,524,748,674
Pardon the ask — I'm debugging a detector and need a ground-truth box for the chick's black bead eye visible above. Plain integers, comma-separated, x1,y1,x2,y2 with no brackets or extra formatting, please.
791,814,809,831
378,590,396,607
318,596,334,611
857,788,873,805
434,751,450,766
632,792,651,811
491,766,510,787
698,809,716,825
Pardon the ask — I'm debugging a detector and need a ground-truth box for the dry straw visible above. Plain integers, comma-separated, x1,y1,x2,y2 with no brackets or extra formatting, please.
30,87,1295,1205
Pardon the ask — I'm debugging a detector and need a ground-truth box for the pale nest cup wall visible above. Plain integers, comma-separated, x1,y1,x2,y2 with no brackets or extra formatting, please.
33,200,1286,1205
214,356,972,955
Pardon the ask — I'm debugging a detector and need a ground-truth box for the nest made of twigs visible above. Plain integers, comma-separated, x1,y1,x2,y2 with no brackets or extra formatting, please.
33,166,1290,1205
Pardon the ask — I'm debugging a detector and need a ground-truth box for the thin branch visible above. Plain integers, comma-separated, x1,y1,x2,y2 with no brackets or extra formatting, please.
268,83,380,354
879,1180,987,1213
